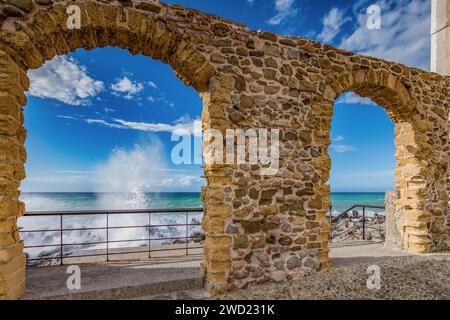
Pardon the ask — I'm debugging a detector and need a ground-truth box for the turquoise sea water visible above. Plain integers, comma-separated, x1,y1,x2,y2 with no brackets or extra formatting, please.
20,192,386,213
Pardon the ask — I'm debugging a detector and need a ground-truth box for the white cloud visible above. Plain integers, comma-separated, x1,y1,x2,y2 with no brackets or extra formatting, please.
148,81,158,88
339,0,431,69
111,76,144,100
334,135,345,142
57,115,78,120
59,113,202,136
85,118,127,129
112,117,201,136
267,0,298,26
317,7,351,43
331,144,356,153
336,92,377,106
54,170,96,174
28,56,104,105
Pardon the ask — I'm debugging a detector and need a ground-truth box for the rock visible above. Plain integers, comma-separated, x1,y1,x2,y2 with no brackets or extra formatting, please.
213,39,232,47
246,188,258,201
240,220,261,234
294,236,307,245
233,235,249,249
246,40,256,49
262,44,281,57
284,131,298,141
278,236,293,246
118,0,133,7
259,31,277,42
270,271,286,282
286,256,302,270
212,23,230,37
136,2,162,13
279,38,296,46
262,222,278,231
2,5,24,17
264,57,278,68
36,0,51,5
226,224,238,234
8,0,32,13
303,257,319,269
255,253,270,267
281,223,292,233
261,189,277,200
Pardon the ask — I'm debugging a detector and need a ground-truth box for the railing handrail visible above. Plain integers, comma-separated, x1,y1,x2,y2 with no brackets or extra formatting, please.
19,207,204,266
329,204,386,241
23,207,204,216
331,204,385,223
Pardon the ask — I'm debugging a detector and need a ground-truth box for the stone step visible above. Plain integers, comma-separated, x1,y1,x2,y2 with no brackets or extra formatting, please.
23,259,204,300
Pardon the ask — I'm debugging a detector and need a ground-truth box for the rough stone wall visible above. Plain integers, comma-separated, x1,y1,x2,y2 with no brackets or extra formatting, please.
0,0,448,299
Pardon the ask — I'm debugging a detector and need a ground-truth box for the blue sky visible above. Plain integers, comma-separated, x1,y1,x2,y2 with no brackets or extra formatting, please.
21,0,431,193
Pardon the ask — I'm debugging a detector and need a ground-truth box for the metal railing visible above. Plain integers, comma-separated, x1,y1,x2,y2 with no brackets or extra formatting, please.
328,204,386,241
20,208,203,266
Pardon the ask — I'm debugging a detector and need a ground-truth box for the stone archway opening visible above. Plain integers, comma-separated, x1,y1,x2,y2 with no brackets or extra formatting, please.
328,91,394,247
319,69,448,257
16,44,209,297
18,43,207,266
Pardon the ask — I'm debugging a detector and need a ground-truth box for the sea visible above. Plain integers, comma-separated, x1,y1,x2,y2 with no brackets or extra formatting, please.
18,192,386,261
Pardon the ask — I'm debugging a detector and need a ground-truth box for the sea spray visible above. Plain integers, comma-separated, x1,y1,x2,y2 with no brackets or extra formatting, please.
19,139,205,263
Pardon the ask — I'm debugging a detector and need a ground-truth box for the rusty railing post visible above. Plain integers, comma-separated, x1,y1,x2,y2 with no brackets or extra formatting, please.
60,214,63,265
148,212,151,259
362,206,366,240
185,211,189,256
106,212,109,262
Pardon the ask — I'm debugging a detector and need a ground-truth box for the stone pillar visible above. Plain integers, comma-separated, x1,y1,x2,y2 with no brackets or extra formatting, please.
200,74,234,294
384,190,403,250
431,0,450,75
0,51,28,300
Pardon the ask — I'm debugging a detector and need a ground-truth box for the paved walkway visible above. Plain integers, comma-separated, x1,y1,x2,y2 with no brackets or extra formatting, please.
23,256,203,300
22,241,449,300
329,240,413,266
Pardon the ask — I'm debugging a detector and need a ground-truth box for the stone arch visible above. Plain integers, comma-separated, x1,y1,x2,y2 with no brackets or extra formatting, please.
315,67,449,254
0,0,227,299
0,1,216,91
